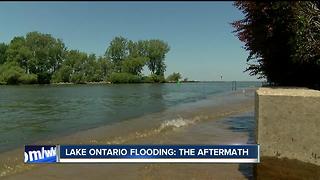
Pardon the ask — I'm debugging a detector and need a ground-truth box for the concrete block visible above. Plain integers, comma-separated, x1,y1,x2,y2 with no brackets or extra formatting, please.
255,87,320,165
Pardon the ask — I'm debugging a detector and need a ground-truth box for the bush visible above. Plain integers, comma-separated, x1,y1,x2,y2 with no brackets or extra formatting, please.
233,1,320,89
5,71,20,84
70,73,86,84
141,76,153,83
51,66,72,83
18,73,37,84
166,72,182,82
142,75,165,83
0,62,37,84
37,72,52,84
108,72,141,83
145,74,165,83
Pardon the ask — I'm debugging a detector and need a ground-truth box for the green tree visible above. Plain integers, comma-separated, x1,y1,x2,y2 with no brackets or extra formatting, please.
0,62,37,84
148,74,165,83
5,37,31,73
52,50,86,83
52,50,111,83
51,65,72,83
104,37,170,81
145,40,170,76
108,72,141,83
122,57,147,75
105,36,128,72
97,56,113,80
2,33,171,84
84,54,103,82
0,43,8,64
166,72,182,82
25,32,66,83
127,40,140,58
5,32,66,83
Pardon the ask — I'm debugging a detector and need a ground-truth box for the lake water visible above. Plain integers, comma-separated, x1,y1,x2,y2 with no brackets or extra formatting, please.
0,82,261,152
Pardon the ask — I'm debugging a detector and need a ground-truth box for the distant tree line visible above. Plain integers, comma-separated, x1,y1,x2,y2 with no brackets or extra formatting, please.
233,1,320,89
0,32,183,84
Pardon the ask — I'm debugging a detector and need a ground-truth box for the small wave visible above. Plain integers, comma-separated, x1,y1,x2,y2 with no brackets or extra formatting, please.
91,115,207,145
159,116,199,129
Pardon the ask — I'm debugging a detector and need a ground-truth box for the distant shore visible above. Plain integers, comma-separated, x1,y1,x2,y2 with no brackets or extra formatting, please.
51,80,201,85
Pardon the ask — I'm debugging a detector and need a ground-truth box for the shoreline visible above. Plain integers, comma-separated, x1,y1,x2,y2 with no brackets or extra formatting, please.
0,86,255,154
2,111,255,180
0,81,263,86
0,88,256,179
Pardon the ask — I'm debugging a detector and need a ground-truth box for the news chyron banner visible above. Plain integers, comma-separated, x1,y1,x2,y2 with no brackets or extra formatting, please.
24,145,260,163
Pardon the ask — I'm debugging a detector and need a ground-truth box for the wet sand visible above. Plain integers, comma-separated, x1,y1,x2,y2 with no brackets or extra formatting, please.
256,157,320,180
2,113,254,180
1,89,256,179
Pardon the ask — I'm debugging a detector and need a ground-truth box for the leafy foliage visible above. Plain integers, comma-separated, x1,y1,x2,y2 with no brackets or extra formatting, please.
166,72,182,82
121,57,148,75
105,36,128,73
0,62,37,84
108,72,141,83
0,33,171,84
232,1,320,88
145,74,166,83
5,32,66,83
145,40,170,76
0,43,8,64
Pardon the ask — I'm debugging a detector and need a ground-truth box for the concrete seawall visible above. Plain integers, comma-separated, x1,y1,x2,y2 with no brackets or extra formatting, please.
255,87,320,165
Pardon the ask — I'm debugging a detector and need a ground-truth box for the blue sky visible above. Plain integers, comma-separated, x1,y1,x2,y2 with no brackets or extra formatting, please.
0,2,260,81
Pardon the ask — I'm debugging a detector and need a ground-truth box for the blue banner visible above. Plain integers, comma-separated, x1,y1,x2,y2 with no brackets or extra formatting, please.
24,145,57,163
24,144,259,163
59,144,259,163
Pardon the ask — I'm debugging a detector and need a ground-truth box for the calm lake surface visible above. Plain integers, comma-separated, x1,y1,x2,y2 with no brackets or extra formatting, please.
0,82,261,152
